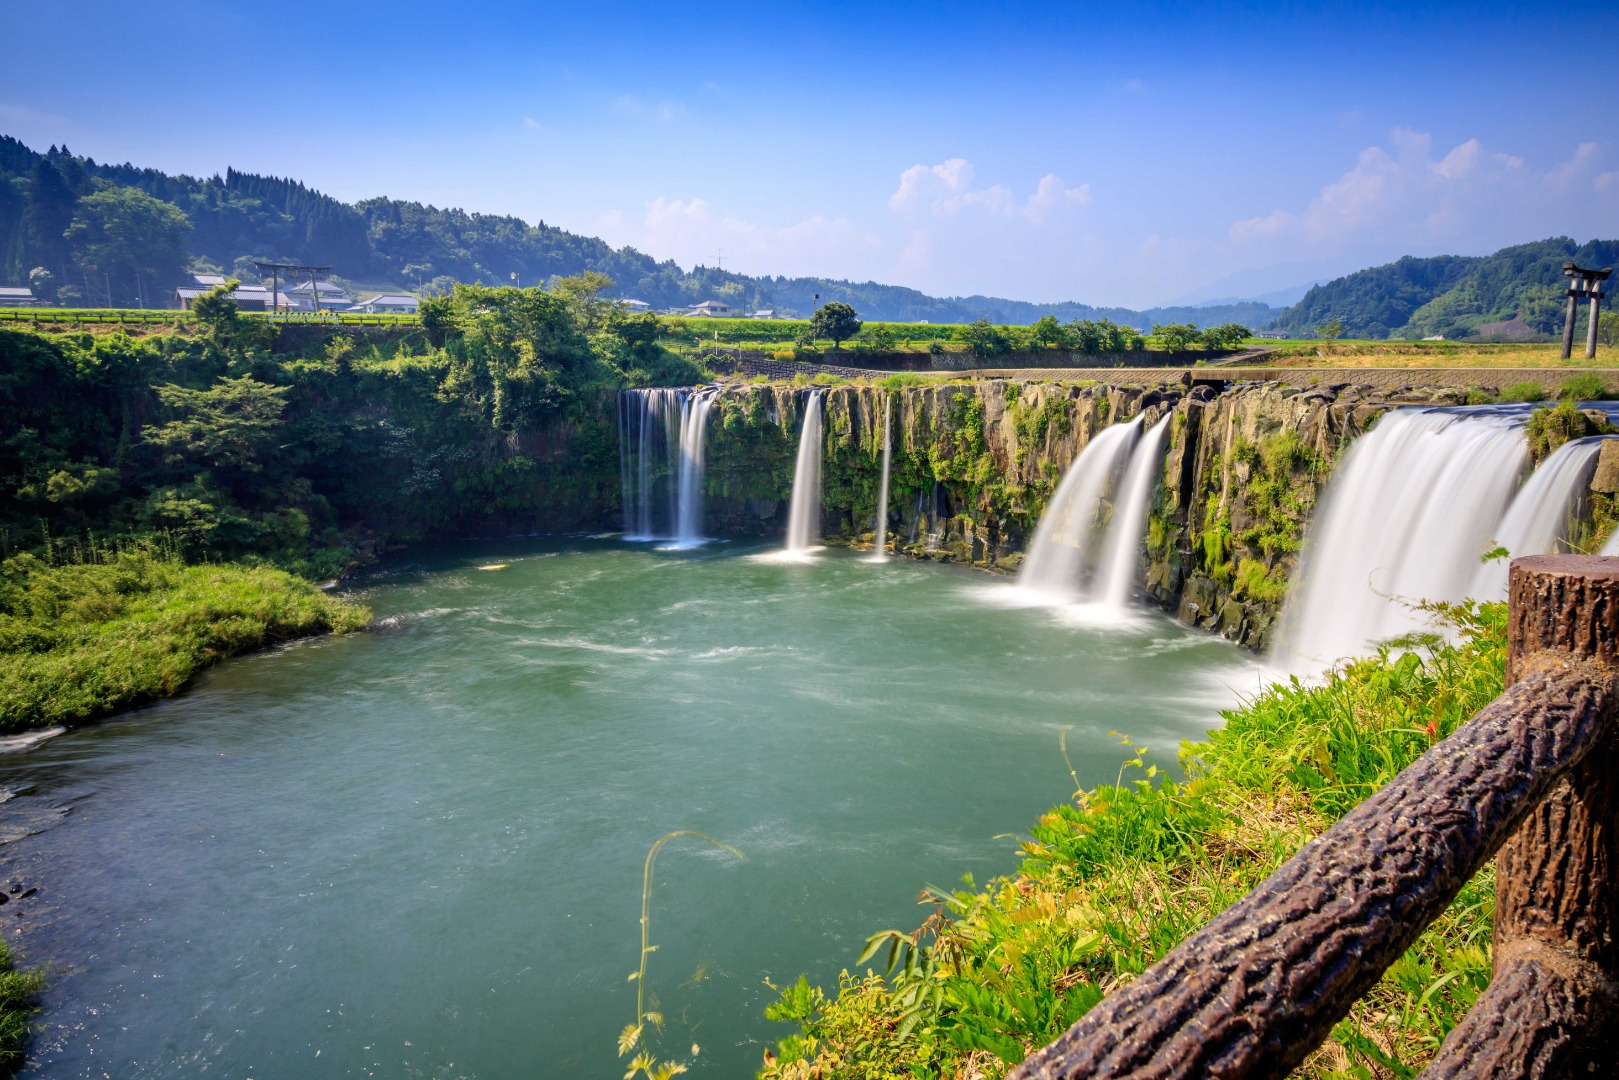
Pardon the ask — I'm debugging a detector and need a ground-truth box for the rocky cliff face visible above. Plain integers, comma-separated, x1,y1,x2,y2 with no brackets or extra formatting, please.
698,378,1483,649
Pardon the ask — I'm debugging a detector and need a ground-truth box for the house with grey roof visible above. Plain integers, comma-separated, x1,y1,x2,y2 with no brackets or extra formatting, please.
347,293,420,314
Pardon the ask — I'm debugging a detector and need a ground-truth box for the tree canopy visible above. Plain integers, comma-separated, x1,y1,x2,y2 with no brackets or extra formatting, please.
810,302,862,348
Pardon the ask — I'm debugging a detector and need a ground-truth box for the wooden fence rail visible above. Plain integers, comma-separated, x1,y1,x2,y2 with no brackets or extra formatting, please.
0,309,420,327
1010,555,1619,1080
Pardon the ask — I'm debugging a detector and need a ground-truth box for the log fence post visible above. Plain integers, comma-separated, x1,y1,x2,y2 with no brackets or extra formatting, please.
1425,555,1619,1077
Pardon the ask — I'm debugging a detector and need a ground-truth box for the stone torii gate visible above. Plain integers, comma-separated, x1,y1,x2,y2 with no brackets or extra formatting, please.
1561,261,1611,359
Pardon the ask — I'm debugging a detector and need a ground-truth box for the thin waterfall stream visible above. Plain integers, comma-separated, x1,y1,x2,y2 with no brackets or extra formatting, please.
784,390,825,555
1098,416,1172,609
869,396,893,561
1017,418,1142,600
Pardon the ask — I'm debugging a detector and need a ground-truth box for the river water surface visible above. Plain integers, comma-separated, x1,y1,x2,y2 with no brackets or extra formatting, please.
1,539,1259,1078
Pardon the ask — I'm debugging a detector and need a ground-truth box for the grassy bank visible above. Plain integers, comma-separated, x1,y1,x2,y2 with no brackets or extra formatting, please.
0,940,42,1076
761,601,1507,1078
0,550,369,734
1250,339,1619,367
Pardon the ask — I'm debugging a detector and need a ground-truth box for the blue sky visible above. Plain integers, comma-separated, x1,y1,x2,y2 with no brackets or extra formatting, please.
4,1,1616,307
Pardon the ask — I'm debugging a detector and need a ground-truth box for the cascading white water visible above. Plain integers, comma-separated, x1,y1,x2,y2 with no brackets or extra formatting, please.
1471,436,1607,596
870,396,892,560
784,390,825,554
669,389,718,548
1271,408,1529,674
1018,418,1142,599
619,387,714,542
1097,415,1172,609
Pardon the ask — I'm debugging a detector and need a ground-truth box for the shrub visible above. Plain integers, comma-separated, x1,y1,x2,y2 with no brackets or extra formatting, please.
1499,381,1545,403
1558,372,1609,402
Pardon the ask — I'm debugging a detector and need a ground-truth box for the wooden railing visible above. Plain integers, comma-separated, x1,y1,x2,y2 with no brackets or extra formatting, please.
0,309,420,327
1011,555,1619,1079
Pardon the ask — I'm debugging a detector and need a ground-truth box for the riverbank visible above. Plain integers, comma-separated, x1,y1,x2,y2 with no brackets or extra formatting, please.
0,940,41,1076
760,599,1507,1078
0,550,370,734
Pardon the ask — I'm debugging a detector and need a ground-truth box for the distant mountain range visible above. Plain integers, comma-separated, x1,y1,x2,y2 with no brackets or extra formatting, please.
0,136,1609,337
0,136,1278,329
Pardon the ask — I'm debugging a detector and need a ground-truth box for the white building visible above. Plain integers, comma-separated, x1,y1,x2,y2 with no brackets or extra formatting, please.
285,280,353,312
348,293,420,315
0,286,35,307
616,298,651,313
689,299,736,317
750,309,776,320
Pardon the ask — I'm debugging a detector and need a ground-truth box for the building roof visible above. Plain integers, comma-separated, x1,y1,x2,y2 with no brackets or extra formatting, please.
365,293,419,305
617,298,650,308
750,309,775,318
191,273,228,287
0,287,32,298
691,299,732,310
286,280,350,295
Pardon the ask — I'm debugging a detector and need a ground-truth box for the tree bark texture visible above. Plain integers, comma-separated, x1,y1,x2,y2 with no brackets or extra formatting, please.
1011,556,1619,1080
1424,556,1619,1078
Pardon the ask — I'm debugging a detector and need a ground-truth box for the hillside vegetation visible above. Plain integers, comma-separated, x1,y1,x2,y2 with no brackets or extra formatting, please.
0,137,1271,328
0,282,700,574
1268,237,1619,341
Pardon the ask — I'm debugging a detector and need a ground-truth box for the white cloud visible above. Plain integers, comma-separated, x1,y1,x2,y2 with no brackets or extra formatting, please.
1230,130,1616,254
1023,174,1092,222
889,159,1092,223
599,196,881,280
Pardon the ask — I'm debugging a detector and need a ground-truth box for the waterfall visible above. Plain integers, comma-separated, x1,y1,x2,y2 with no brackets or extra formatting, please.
784,390,825,554
1472,436,1607,596
1097,416,1172,609
669,389,718,548
1271,408,1529,674
618,387,713,543
870,396,893,560
1018,417,1143,599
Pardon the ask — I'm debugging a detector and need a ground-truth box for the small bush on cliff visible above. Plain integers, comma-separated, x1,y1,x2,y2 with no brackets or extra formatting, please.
1499,381,1545,403
1525,399,1617,464
1558,371,1609,401
761,601,1508,1078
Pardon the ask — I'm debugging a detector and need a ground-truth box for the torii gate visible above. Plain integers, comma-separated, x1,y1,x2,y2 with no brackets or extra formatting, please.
1561,261,1611,359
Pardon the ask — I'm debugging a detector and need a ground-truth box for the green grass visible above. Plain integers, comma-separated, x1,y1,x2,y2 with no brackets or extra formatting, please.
0,550,370,733
0,939,42,1075
761,600,1508,1078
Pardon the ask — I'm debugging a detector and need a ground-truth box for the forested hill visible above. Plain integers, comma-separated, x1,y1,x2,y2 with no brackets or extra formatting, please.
0,136,1272,328
1267,237,1619,340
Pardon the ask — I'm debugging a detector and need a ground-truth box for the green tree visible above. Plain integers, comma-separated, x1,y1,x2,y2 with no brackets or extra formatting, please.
866,324,898,351
146,377,289,474
958,317,1012,359
1150,322,1201,352
809,302,862,348
191,279,240,333
551,270,616,332
1030,314,1069,349
1596,310,1619,347
1200,323,1251,350
1315,317,1346,342
64,185,192,306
